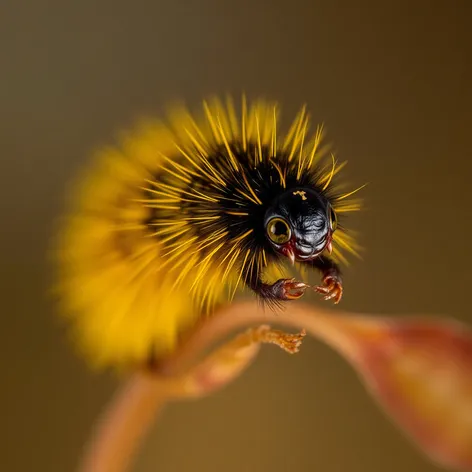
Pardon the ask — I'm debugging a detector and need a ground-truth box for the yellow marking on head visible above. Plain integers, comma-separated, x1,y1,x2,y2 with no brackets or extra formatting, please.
293,190,307,200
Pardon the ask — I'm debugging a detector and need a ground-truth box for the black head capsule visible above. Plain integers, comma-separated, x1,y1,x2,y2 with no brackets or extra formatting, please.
264,188,337,263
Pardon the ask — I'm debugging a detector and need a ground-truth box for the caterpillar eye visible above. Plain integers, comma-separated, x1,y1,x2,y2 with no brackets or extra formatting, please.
328,206,338,231
266,217,291,245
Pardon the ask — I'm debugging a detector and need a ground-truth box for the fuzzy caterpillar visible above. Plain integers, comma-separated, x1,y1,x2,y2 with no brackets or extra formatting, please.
54,96,363,371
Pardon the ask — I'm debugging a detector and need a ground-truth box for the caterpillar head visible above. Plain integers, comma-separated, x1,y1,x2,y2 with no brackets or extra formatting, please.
264,188,337,264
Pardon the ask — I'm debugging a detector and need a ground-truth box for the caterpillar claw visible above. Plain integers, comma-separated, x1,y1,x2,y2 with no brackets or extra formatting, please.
314,275,343,304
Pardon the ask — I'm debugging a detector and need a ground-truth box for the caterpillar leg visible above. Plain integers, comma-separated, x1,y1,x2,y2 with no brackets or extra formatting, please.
248,324,306,354
242,263,309,303
258,278,309,301
314,273,343,304
306,256,344,304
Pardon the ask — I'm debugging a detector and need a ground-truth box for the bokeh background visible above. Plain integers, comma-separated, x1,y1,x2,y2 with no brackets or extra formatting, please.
2,1,471,470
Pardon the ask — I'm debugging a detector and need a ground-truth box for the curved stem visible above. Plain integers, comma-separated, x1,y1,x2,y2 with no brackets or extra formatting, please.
78,300,367,472
78,372,170,472
159,300,364,376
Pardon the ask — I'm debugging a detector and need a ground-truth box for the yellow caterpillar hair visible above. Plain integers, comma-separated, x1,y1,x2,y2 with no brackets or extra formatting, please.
54,96,363,371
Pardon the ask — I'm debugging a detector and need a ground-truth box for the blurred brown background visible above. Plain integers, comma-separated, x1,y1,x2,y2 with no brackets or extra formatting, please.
2,0,471,471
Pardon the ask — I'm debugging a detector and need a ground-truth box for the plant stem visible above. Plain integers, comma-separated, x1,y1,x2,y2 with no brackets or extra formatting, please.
77,300,361,472
78,372,170,472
